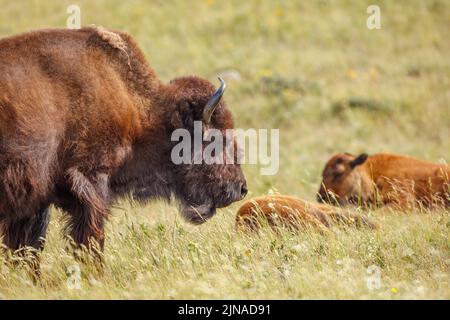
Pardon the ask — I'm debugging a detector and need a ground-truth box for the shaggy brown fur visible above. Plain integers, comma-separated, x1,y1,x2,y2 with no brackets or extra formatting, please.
317,153,450,208
0,27,247,257
235,195,377,232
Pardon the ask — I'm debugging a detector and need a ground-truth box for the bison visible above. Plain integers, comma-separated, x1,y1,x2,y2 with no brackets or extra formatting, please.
317,153,450,208
235,195,377,232
0,27,247,258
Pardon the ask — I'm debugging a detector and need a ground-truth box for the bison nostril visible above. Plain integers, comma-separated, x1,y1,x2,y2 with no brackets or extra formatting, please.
240,185,248,198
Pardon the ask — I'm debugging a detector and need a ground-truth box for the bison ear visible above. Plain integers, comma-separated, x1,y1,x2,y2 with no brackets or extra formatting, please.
349,153,368,168
171,101,195,129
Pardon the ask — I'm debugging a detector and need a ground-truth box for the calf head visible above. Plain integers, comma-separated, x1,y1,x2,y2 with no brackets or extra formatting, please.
166,76,247,224
317,153,371,206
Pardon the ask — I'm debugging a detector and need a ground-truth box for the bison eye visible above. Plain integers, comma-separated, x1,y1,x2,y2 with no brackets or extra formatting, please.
183,112,194,128
332,172,343,181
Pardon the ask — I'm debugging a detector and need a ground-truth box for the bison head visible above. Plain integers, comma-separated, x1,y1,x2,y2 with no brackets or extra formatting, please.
165,76,247,224
317,153,372,206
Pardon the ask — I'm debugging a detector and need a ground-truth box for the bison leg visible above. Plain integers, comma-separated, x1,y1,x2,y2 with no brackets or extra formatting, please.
2,206,50,251
65,201,106,253
63,169,109,265
1,206,50,275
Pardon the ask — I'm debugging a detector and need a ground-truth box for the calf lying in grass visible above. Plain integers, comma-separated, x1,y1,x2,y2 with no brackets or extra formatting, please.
235,195,377,232
317,153,450,209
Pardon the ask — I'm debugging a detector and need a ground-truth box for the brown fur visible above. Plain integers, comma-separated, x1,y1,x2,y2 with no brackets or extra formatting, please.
235,195,377,232
0,27,246,258
318,153,450,208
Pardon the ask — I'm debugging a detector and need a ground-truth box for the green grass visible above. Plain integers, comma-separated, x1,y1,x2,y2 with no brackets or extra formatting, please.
0,0,449,299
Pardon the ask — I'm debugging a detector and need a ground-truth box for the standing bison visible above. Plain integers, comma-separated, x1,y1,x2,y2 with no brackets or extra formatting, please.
0,27,247,256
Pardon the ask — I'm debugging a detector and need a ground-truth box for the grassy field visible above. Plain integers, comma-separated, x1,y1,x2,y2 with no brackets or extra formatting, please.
0,0,449,299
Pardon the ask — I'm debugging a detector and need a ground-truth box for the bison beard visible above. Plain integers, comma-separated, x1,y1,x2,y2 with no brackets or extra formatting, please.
0,27,247,264
176,167,247,225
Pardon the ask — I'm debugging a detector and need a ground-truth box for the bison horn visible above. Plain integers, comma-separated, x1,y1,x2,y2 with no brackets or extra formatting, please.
203,77,226,124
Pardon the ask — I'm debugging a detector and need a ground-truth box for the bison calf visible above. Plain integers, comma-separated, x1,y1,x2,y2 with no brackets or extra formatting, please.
317,153,450,208
235,195,377,232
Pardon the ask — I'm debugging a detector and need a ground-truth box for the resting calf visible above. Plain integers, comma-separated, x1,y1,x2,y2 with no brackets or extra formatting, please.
236,195,377,232
317,153,450,208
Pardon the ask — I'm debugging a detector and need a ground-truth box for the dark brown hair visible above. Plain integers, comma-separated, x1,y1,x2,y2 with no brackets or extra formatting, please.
0,27,246,258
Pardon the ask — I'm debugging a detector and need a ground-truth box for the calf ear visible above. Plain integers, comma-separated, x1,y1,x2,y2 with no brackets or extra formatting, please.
350,153,368,168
